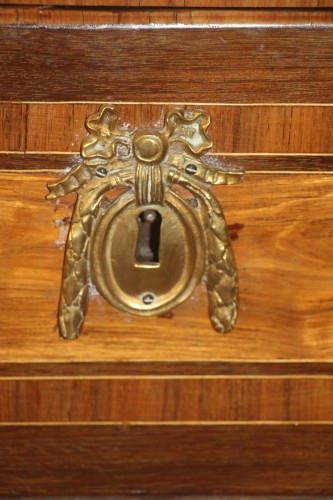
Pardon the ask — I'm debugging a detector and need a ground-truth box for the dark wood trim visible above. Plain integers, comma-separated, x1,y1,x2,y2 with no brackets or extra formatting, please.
0,154,332,172
0,153,81,171
12,497,333,500
0,26,332,102
2,0,333,8
1,424,333,495
1,361,333,377
211,155,333,172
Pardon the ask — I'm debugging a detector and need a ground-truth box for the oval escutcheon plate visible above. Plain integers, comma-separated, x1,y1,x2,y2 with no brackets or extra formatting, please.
92,191,205,316
46,104,244,339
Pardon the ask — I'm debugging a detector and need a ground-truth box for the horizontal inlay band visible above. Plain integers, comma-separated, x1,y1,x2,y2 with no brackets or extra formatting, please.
2,361,333,377
3,102,333,106
0,154,332,173
0,421,332,426
2,374,333,380
2,377,333,422
2,4,332,16
1,103,332,156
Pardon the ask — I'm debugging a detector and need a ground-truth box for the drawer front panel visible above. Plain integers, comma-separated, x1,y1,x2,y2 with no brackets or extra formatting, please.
0,172,332,363
1,9,332,495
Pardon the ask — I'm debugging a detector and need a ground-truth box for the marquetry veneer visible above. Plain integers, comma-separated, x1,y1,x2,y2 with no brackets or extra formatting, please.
0,5,332,496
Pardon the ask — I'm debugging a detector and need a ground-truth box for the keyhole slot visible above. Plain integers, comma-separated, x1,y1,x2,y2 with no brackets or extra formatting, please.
135,210,161,266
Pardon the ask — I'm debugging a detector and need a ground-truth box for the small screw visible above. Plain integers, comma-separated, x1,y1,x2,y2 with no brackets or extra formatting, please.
142,293,155,305
185,163,197,175
117,144,130,157
95,167,108,178
143,210,157,223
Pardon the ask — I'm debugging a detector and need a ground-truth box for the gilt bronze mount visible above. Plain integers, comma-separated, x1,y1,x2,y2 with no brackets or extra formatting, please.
46,105,243,339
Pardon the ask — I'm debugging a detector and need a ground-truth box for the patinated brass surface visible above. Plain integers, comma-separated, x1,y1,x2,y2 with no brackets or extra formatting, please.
46,105,243,339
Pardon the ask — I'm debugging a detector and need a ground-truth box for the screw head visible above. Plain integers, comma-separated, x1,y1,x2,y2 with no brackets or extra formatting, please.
95,167,108,178
142,293,155,305
143,210,157,223
117,144,130,157
185,163,198,175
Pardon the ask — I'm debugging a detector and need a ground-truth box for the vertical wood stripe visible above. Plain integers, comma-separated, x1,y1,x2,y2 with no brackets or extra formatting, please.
0,104,27,151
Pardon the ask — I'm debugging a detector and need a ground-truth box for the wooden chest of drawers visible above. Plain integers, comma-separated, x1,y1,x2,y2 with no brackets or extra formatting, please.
0,2,333,495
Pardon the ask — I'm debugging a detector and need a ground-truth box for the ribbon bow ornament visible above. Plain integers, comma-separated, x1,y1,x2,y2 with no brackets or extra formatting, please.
47,104,243,340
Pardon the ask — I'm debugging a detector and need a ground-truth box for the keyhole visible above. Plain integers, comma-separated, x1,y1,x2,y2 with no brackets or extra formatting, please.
135,210,161,265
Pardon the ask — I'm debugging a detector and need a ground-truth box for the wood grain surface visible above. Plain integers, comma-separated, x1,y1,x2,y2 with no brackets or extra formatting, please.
1,4,333,496
1,376,333,422
0,172,333,364
1,424,333,496
187,0,333,5
1,103,332,156
3,361,333,376
3,0,332,6
2,7,333,25
0,27,332,103
1,154,333,173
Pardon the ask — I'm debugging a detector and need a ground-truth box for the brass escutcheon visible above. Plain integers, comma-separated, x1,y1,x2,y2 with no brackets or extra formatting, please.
46,105,244,339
